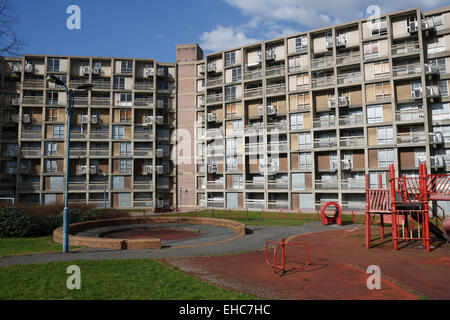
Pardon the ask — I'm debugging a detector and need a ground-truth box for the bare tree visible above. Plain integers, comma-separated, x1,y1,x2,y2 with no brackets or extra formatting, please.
0,0,24,56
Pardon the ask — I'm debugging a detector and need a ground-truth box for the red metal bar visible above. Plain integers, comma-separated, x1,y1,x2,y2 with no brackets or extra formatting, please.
246,208,248,220
280,209,282,220
262,208,264,220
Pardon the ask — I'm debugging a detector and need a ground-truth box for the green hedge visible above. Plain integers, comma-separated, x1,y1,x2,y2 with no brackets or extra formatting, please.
0,207,128,238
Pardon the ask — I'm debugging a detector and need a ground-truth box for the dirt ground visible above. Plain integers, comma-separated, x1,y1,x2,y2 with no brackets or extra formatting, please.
163,227,450,300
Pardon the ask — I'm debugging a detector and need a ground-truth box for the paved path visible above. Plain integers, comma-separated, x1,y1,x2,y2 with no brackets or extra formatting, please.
0,222,350,267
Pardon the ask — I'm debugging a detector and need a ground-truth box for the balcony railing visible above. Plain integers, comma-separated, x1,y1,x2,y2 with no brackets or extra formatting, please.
133,201,153,207
314,137,337,148
207,200,225,208
206,181,224,190
70,149,87,157
267,142,288,152
22,96,43,105
68,182,86,191
391,40,420,56
21,149,41,157
336,51,360,65
133,182,153,191
134,132,153,140
243,68,262,80
341,180,365,190
21,130,42,139
206,78,223,87
339,115,363,126
73,97,89,106
310,55,334,69
268,181,289,190
267,122,287,133
266,83,286,95
23,79,45,88
245,199,265,208
91,79,111,90
337,72,361,85
311,75,335,88
395,109,424,122
245,181,264,190
89,183,106,190
21,182,40,191
339,135,365,147
69,79,89,89
90,97,110,106
392,63,421,77
244,87,263,98
245,143,265,153
397,132,427,144
89,149,109,156
134,98,153,107
206,93,223,104
313,117,335,128
267,200,289,209
266,65,285,77
244,123,264,135
90,132,109,139
71,131,87,139
315,180,338,190
134,149,153,157
134,82,154,91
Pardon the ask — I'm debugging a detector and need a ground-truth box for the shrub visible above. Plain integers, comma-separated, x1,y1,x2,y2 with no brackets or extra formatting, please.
0,207,46,238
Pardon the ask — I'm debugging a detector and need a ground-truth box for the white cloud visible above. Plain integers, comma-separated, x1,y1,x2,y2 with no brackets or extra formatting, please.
199,25,259,51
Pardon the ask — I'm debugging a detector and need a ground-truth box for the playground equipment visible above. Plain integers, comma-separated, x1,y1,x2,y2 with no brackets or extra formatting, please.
265,238,310,274
365,163,449,252
320,202,342,226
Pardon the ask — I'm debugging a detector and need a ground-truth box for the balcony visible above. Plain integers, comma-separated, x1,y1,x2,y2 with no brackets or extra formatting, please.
89,183,106,191
339,135,365,147
245,143,265,153
21,182,40,191
21,148,41,157
90,132,109,139
245,199,265,209
206,93,223,104
268,181,289,190
245,123,264,135
69,79,89,89
133,181,154,191
134,98,153,107
266,83,286,95
23,79,44,88
314,137,337,148
313,117,335,128
91,79,111,90
267,122,287,133
339,115,363,126
337,72,361,85
245,180,264,190
266,65,285,77
206,146,223,156
89,149,109,156
391,40,420,56
244,87,263,98
22,96,43,105
206,181,224,190
392,63,421,77
21,130,42,139
315,180,338,190
336,51,360,65
267,141,288,152
243,68,262,80
90,97,110,106
73,97,89,106
134,82,154,91
267,200,289,209
134,149,153,157
395,109,424,122
207,199,225,208
70,149,87,157
310,55,334,69
311,75,335,88
397,131,427,144
341,179,365,190
134,131,153,140
68,182,87,191
71,131,87,139
206,77,223,87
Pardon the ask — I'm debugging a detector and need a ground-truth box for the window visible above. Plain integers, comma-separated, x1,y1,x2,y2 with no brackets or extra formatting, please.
121,60,133,74
226,103,237,117
427,36,445,54
47,58,60,72
225,86,236,101
433,126,450,143
438,80,448,97
6,160,16,174
370,18,387,37
374,82,391,100
367,105,383,123
45,142,57,156
290,113,304,130
292,173,306,190
44,159,57,173
119,159,132,173
119,142,131,156
231,120,242,133
373,61,390,78
364,41,379,59
232,175,243,189
226,139,237,155
377,126,394,144
226,157,237,172
432,14,444,30
119,109,131,122
299,153,312,170
52,125,65,139
431,103,450,121
288,56,301,72
231,67,242,82
225,51,236,67
377,149,395,168
428,58,446,74
157,81,169,91
369,172,386,189
295,35,307,52
47,92,59,105
293,93,310,110
113,77,125,89
397,104,422,121
296,73,309,88
406,15,417,33
112,126,124,139
415,148,426,167
46,108,58,121
298,132,311,149
119,93,132,106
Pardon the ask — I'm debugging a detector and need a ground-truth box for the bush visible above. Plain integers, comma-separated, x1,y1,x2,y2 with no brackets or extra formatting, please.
0,207,46,238
0,205,130,238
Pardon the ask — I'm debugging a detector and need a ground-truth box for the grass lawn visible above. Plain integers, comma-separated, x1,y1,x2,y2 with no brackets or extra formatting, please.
0,259,256,300
0,236,78,257
167,209,364,226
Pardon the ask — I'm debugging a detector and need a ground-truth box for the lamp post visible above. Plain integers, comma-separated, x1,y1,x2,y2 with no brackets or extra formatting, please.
47,75,92,253
103,171,107,208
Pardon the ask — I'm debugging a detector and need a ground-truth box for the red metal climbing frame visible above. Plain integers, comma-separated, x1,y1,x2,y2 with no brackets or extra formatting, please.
265,238,310,274
365,163,450,252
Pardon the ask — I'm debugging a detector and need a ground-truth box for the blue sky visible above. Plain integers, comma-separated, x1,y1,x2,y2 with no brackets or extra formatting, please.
13,0,450,61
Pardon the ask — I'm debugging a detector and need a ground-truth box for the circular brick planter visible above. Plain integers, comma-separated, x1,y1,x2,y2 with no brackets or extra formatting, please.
52,217,246,250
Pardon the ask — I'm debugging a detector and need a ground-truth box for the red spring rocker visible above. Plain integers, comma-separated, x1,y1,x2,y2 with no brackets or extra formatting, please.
320,202,342,226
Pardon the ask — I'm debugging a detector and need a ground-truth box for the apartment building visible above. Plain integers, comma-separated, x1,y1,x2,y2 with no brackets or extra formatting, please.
0,55,177,209
0,6,449,211
193,6,450,211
